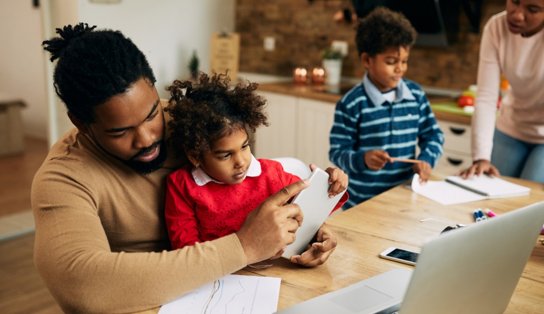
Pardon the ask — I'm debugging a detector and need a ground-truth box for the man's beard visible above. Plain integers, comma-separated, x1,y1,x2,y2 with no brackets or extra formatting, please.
124,140,168,174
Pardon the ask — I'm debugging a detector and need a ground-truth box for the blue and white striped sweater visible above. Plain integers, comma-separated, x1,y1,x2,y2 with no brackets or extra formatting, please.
329,77,444,208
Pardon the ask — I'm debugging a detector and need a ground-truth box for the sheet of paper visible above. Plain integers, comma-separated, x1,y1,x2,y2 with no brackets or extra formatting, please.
158,274,281,314
411,174,486,205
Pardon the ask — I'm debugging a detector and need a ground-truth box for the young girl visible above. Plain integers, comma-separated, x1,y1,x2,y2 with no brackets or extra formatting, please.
164,73,348,256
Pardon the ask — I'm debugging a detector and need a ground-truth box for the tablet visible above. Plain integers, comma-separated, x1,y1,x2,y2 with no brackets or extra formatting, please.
282,167,346,258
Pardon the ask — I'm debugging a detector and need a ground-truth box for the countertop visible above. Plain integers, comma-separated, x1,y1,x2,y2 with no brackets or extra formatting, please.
258,81,472,125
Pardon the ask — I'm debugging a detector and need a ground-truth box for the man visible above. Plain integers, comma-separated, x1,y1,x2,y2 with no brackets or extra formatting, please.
33,23,338,313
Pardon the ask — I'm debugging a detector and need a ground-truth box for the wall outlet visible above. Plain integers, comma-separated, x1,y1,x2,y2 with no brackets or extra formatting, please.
331,40,348,56
264,36,276,51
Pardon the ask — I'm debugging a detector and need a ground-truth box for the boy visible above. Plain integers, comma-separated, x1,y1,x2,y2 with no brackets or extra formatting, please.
329,7,444,208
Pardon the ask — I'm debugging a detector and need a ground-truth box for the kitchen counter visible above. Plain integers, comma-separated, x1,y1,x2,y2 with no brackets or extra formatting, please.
257,81,472,125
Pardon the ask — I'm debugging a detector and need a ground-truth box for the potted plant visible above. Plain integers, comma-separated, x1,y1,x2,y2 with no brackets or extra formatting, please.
188,50,200,80
322,48,343,86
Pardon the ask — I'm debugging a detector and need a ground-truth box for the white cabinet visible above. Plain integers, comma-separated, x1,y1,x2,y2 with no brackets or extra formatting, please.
253,92,297,159
434,120,472,177
254,92,335,169
296,98,335,168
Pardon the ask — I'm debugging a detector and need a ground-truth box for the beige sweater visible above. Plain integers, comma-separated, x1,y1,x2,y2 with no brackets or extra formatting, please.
472,11,544,161
31,128,247,313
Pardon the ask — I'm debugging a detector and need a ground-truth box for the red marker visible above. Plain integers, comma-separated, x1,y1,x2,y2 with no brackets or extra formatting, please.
484,209,496,218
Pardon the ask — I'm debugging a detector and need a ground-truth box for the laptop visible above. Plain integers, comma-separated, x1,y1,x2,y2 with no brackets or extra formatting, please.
276,201,544,314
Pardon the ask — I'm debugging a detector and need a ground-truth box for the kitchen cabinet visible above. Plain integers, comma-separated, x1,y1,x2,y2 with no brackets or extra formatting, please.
254,91,335,169
434,120,472,177
253,92,297,159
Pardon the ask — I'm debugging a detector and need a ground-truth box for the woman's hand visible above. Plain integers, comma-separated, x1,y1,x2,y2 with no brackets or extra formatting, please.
459,160,500,178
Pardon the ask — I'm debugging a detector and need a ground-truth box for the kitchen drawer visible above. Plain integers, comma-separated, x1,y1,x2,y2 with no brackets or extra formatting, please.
434,150,472,177
438,120,471,154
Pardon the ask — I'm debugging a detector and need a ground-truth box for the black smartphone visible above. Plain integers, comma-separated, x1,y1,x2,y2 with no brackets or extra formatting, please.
378,247,419,266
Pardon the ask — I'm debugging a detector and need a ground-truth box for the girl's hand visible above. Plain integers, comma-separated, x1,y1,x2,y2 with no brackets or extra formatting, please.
310,164,348,197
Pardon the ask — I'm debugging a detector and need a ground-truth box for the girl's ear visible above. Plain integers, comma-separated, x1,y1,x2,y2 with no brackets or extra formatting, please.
187,154,200,168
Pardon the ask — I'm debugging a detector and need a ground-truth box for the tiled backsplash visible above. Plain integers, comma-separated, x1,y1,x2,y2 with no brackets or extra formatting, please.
235,0,503,90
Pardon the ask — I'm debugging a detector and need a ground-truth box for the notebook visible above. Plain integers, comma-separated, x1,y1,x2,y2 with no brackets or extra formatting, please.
411,174,530,205
445,175,530,198
276,201,544,314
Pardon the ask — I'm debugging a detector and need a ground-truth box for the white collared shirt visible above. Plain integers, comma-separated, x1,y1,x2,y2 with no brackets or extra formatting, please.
191,154,262,186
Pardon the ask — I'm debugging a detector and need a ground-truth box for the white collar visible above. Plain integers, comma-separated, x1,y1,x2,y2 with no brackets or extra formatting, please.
191,154,262,186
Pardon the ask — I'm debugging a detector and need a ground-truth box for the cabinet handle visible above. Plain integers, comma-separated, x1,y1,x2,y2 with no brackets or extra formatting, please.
447,157,463,166
449,127,466,135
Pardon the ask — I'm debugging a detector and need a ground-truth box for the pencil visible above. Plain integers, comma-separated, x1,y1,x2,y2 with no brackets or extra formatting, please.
390,157,421,164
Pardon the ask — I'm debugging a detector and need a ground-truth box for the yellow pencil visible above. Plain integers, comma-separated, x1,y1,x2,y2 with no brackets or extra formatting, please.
390,157,421,164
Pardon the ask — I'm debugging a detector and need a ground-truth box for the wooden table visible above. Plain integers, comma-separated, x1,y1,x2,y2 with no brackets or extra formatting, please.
239,177,544,313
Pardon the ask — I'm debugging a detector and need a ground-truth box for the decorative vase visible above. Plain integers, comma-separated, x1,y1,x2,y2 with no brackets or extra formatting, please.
322,59,342,86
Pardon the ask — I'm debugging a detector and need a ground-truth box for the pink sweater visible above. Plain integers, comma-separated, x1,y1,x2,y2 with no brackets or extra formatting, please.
472,11,544,161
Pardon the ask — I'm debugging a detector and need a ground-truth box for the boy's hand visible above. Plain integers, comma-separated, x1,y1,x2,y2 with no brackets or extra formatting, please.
309,164,348,197
413,161,432,182
364,150,390,170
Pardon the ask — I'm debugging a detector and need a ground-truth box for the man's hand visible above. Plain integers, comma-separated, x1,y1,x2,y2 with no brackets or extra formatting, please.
459,160,500,178
236,180,307,265
364,150,390,170
290,224,337,267
413,161,432,182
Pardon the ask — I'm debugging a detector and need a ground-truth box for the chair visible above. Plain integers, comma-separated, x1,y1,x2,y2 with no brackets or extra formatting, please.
272,157,312,180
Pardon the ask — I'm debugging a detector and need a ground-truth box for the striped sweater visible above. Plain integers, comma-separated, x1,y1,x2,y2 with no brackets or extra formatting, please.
329,75,444,208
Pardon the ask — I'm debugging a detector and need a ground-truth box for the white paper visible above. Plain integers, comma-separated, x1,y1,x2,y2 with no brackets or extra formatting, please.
445,175,530,198
411,174,486,205
159,275,281,314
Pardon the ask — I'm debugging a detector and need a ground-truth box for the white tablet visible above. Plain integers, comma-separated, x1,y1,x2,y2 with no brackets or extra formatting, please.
282,167,346,258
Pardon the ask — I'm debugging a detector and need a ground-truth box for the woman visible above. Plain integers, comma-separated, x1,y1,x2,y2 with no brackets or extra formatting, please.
461,0,544,183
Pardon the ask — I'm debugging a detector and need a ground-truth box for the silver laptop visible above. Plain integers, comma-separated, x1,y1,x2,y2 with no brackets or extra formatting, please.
277,201,544,314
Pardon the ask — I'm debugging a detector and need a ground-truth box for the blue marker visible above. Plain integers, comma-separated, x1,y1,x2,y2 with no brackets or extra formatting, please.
473,210,482,222
477,209,487,221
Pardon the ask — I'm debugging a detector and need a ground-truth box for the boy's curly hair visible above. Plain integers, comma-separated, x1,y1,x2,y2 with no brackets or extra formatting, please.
165,73,268,165
355,7,417,56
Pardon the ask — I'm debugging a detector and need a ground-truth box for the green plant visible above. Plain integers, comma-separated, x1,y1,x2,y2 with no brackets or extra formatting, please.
188,50,199,79
322,48,343,60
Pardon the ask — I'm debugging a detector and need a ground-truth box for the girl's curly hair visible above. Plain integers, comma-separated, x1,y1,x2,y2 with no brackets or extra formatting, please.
165,73,268,165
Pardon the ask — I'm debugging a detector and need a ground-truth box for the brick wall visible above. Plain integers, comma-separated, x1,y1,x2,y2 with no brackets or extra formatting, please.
235,0,504,90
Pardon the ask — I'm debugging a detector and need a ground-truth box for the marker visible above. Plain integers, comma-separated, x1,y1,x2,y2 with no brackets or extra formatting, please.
484,209,496,218
477,209,487,221
473,210,482,222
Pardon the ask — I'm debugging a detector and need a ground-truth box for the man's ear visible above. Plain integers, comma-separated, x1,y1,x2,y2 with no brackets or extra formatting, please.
68,112,89,134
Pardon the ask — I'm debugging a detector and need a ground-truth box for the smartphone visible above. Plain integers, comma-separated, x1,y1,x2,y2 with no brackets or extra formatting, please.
379,247,419,266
